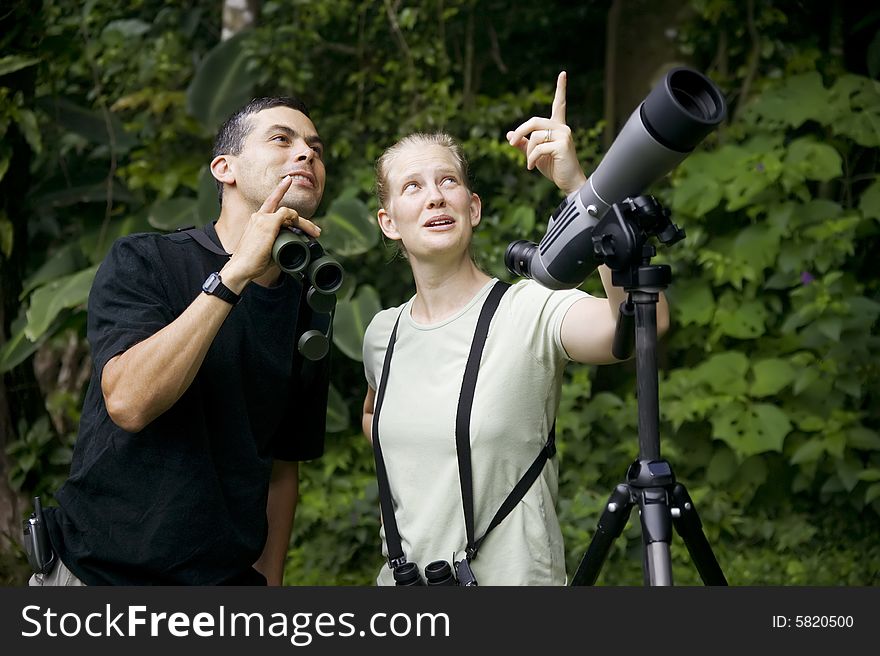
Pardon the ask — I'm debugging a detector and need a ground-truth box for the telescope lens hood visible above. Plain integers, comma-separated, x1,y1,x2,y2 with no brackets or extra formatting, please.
641,67,727,153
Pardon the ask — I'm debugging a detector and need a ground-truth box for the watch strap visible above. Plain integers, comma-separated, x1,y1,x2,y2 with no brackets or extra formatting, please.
203,272,241,305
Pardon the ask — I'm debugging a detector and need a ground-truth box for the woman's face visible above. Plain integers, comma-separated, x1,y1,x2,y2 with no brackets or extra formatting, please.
378,143,481,261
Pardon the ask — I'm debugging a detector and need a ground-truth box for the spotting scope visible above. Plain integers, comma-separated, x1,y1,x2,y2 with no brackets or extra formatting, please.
505,66,726,289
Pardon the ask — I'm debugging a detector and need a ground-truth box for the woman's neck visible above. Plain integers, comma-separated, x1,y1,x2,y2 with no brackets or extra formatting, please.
409,257,493,324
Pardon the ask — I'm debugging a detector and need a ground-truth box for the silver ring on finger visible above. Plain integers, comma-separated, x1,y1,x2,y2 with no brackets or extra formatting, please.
543,128,552,143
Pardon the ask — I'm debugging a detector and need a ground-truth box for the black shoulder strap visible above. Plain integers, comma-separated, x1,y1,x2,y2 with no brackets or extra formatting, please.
371,311,407,566
177,224,231,258
452,282,556,561
454,280,510,557
471,424,556,557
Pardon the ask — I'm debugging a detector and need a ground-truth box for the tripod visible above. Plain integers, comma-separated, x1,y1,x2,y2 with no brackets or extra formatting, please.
569,196,727,586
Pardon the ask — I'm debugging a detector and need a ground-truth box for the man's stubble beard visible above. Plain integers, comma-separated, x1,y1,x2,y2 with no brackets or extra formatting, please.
279,187,321,220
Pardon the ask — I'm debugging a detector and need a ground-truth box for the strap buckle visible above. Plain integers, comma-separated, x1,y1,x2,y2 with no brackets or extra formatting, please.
388,555,407,570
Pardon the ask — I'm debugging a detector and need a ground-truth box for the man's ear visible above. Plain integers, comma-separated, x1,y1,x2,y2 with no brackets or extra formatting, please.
377,207,401,240
469,192,482,228
210,154,235,187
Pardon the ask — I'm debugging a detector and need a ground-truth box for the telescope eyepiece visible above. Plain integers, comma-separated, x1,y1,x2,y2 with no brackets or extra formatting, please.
504,240,538,279
641,67,727,153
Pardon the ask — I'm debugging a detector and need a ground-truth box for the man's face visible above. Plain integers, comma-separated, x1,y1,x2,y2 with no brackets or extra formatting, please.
228,106,326,218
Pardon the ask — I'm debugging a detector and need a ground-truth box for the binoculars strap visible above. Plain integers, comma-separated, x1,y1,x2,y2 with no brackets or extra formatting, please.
177,224,232,257
372,311,407,565
454,281,511,558
454,282,557,561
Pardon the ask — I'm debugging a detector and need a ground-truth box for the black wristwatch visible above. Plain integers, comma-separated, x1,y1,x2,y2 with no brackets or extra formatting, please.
202,272,241,305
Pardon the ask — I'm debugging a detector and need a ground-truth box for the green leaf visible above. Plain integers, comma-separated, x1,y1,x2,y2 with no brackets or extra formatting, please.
34,180,135,208
197,166,220,226
317,196,379,257
21,242,87,298
706,447,738,484
835,457,862,492
333,285,382,361
38,97,136,151
714,299,768,339
858,179,880,222
848,427,880,450
669,279,714,327
24,266,98,341
695,351,750,395
793,367,820,395
815,316,842,342
866,483,880,505
0,212,12,259
325,384,351,433
711,402,791,456
784,138,842,182
670,169,724,217
829,75,880,147
79,211,152,265
750,358,796,397
508,204,536,232
0,324,41,373
186,31,254,132
14,108,41,154
857,469,880,483
102,18,151,38
0,143,11,184
790,437,826,465
0,55,40,77
148,197,199,231
733,223,783,275
743,72,828,129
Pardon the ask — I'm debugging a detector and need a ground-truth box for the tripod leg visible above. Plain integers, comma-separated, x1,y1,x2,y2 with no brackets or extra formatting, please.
645,542,673,586
670,484,728,585
638,487,674,586
570,485,633,586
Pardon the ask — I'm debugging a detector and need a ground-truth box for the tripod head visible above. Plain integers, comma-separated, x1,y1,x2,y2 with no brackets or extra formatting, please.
586,194,683,361
594,195,685,289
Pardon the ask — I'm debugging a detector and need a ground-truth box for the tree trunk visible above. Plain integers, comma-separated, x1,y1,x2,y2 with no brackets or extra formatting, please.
604,0,695,144
222,0,260,40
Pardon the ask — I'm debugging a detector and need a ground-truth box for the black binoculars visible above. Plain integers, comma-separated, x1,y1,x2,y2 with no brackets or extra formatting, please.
272,228,344,299
393,559,478,586
273,228,344,361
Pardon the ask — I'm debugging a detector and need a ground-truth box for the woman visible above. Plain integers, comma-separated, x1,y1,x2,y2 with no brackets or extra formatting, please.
361,72,669,586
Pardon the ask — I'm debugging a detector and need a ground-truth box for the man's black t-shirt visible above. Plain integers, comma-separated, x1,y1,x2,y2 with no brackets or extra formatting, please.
45,223,326,585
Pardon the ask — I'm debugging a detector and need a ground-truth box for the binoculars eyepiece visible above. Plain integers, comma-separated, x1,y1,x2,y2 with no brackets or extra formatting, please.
272,228,344,296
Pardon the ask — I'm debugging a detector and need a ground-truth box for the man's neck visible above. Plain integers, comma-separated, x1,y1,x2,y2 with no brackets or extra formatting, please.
214,199,283,288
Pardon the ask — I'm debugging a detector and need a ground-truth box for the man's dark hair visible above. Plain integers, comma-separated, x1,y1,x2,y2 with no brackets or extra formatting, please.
212,96,311,203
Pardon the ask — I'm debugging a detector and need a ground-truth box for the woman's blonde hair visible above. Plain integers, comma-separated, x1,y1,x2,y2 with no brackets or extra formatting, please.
375,132,471,209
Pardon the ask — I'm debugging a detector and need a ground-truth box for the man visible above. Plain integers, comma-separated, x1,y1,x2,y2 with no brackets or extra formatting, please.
33,97,330,585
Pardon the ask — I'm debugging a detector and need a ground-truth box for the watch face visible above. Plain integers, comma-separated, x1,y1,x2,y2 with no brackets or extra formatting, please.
203,272,221,293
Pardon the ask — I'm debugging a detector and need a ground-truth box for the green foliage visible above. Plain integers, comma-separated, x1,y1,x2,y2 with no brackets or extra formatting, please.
3,0,879,587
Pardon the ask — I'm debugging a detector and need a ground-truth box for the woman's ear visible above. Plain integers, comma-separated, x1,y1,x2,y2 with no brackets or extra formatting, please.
377,207,401,240
210,154,235,187
469,192,482,228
